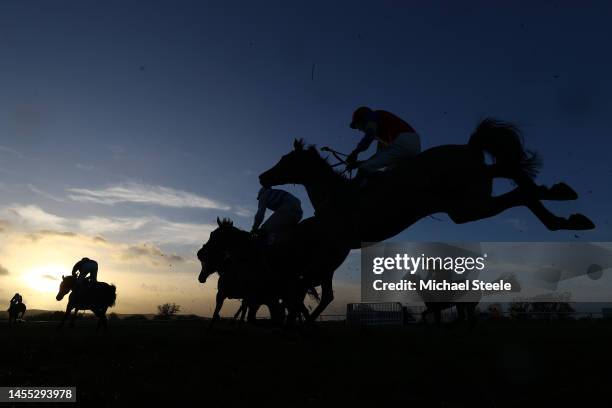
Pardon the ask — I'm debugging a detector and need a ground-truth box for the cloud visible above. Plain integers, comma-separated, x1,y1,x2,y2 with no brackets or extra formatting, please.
41,274,58,280
2,204,213,247
28,184,66,202
0,145,23,158
78,215,213,246
0,264,9,276
26,230,77,242
67,182,231,210
78,216,151,234
6,205,68,230
145,219,214,246
119,243,184,264
233,206,254,217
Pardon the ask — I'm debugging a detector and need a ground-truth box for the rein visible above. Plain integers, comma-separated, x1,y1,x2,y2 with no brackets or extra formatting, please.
321,146,358,178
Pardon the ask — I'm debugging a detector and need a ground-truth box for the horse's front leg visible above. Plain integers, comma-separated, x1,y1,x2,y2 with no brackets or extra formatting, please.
307,278,334,323
208,292,225,330
57,304,73,330
69,309,79,327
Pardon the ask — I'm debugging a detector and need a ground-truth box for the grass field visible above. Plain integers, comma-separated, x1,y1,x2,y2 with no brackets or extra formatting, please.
1,319,611,407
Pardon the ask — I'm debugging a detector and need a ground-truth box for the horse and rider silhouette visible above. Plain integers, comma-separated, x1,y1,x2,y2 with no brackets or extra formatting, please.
55,258,117,330
197,216,341,327
197,116,593,326
7,293,26,325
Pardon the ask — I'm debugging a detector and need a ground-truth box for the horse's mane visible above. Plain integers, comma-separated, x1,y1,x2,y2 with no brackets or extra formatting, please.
218,218,253,241
293,138,350,181
218,217,234,228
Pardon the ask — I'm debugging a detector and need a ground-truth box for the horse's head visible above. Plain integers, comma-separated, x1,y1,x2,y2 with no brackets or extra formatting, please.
259,139,322,188
56,275,75,301
197,217,242,283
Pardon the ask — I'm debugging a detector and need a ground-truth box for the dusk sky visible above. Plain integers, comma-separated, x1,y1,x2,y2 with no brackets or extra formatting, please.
1,1,611,315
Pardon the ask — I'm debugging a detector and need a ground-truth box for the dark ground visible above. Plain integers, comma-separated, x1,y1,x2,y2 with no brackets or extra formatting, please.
1,319,611,407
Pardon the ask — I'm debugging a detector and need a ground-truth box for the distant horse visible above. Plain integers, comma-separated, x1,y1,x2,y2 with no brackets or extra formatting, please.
55,276,117,331
8,302,26,325
197,246,286,329
198,217,349,325
259,119,594,249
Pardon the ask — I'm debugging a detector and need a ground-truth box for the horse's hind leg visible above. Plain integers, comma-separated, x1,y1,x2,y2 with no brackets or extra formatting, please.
449,188,594,231
246,304,258,325
489,165,578,201
231,303,245,325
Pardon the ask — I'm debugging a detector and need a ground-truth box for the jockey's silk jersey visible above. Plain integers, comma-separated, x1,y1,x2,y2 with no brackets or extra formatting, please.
73,258,98,279
356,110,416,150
257,187,301,212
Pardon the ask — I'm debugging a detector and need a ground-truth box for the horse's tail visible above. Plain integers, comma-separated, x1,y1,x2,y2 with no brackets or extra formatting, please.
468,118,541,181
306,287,320,303
107,285,117,307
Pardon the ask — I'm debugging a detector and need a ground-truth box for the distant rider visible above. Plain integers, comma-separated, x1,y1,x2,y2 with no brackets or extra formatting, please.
252,187,303,245
72,257,98,290
346,106,421,179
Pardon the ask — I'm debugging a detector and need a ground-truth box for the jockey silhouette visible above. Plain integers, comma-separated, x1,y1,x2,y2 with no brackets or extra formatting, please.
10,293,23,307
346,106,421,180
252,187,303,245
72,257,98,291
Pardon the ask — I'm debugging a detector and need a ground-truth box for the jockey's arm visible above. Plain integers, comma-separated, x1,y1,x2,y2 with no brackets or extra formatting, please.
252,200,267,231
349,121,378,160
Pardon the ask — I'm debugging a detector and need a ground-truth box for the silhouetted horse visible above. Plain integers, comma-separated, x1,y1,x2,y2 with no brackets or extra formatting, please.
198,217,350,325
7,302,26,325
259,119,594,249
56,276,117,330
197,242,286,329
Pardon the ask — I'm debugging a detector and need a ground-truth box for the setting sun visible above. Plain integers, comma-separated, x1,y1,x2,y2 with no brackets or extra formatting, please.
21,265,67,294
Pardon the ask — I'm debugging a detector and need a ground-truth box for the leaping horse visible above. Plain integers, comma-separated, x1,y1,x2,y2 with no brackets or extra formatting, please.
259,119,594,249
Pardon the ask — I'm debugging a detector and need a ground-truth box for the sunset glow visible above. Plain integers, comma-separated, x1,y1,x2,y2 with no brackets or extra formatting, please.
21,264,66,294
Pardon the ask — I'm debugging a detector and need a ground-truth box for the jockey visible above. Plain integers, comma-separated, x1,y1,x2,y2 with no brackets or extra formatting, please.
10,293,22,306
346,106,421,178
72,257,98,289
252,187,303,245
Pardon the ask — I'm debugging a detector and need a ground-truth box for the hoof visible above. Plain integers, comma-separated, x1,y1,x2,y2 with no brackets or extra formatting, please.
567,214,595,230
547,183,578,201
